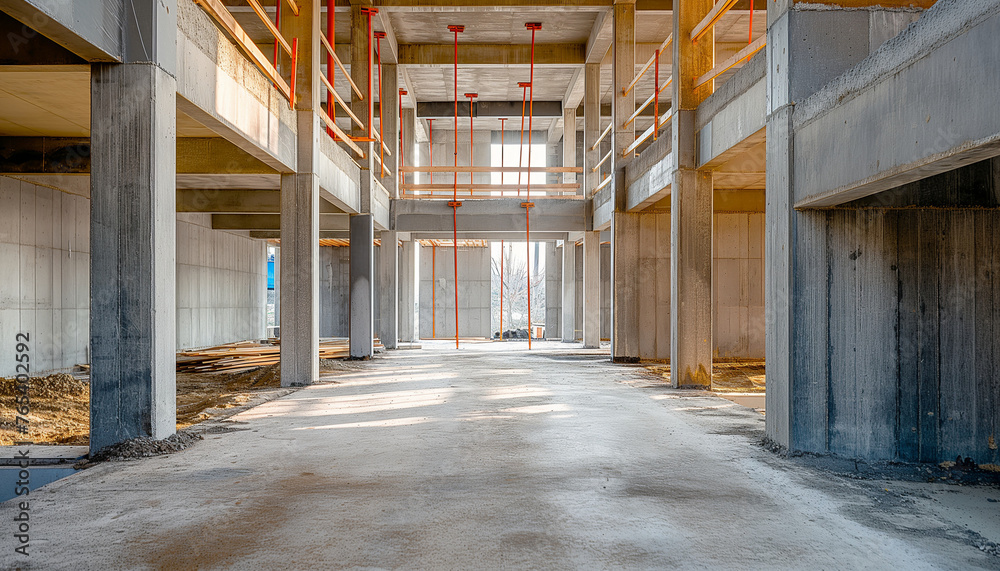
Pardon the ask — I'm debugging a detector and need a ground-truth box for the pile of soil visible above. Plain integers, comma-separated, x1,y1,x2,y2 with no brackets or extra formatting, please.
1,358,358,446
643,360,765,392
0,373,90,446
89,432,204,462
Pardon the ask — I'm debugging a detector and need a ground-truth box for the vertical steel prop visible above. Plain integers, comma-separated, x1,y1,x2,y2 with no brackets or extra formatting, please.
448,24,465,349
523,22,541,349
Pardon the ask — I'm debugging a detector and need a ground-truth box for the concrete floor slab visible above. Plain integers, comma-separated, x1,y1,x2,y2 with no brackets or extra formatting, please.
4,343,998,569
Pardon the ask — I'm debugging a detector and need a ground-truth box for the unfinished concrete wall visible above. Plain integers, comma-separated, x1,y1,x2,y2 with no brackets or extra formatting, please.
419,246,490,339
545,242,560,338
714,213,765,359
789,159,1000,465
0,177,89,375
601,243,611,340
175,213,267,349
319,245,380,339
320,245,350,337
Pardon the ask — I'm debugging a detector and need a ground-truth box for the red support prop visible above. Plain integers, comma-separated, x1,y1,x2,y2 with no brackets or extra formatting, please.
375,31,386,178
524,22,540,349
448,24,465,350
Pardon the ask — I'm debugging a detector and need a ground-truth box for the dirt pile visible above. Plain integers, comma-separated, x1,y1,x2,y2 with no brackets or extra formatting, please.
0,373,91,446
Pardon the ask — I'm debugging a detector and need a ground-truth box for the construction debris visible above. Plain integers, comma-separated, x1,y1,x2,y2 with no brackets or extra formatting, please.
177,338,383,373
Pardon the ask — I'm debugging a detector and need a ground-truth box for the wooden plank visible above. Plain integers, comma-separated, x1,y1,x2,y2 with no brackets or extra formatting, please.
320,73,365,129
319,110,366,158
624,79,671,128
246,0,293,56
623,34,672,96
694,35,766,89
691,0,739,43
591,122,613,152
320,33,363,100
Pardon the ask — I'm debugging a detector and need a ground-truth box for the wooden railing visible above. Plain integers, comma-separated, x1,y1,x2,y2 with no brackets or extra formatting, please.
194,0,298,108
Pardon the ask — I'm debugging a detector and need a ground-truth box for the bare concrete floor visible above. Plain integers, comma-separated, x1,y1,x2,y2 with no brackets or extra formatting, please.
4,341,999,569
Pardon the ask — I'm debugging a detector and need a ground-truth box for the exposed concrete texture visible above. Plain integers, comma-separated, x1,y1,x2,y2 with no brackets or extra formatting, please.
545,242,561,339
175,213,267,350
713,213,764,359
582,231,600,348
350,214,375,358
378,231,399,349
562,242,577,341
16,344,1000,569
280,172,320,386
418,246,490,339
0,176,89,375
785,3,992,206
319,246,350,338
0,0,123,61
89,61,176,453
395,199,587,234
175,0,296,172
398,240,419,342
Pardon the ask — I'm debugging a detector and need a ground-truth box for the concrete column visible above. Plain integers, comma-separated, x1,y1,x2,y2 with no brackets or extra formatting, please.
669,0,714,387
273,246,280,329
350,214,374,358
380,64,399,198
583,63,601,196
583,231,601,348
544,241,561,338
610,0,637,362
280,0,320,387
562,241,577,341
89,0,177,454
563,106,577,189
378,231,399,349
764,2,894,451
399,239,419,342
401,107,417,193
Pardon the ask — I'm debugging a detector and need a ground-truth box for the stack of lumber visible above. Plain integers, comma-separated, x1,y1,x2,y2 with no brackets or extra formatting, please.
176,338,383,373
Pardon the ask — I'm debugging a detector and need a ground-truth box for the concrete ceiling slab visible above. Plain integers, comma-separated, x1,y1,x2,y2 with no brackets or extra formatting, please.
386,11,599,45
0,65,89,136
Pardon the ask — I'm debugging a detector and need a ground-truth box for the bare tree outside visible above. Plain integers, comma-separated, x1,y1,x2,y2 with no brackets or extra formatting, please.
491,242,545,337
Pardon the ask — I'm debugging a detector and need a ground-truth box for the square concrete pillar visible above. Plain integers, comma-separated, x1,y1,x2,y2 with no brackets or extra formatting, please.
273,246,280,328
280,173,320,386
89,0,177,455
583,63,601,196
380,64,399,198
583,231,601,348
669,0,714,387
279,0,321,387
562,241,577,342
378,230,399,349
399,239,419,342
350,214,374,358
401,108,417,194
545,241,561,338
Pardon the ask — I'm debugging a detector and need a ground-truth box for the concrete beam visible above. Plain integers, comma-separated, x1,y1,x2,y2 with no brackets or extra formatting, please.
177,189,343,213
585,8,613,63
418,101,563,119
399,43,585,66
0,0,123,61
625,134,673,212
792,3,1000,207
412,231,570,241
212,213,350,231
395,198,587,233
176,1,297,173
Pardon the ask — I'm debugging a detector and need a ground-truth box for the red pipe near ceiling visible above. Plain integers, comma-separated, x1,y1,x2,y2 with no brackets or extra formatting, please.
524,22,541,350
448,25,465,350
